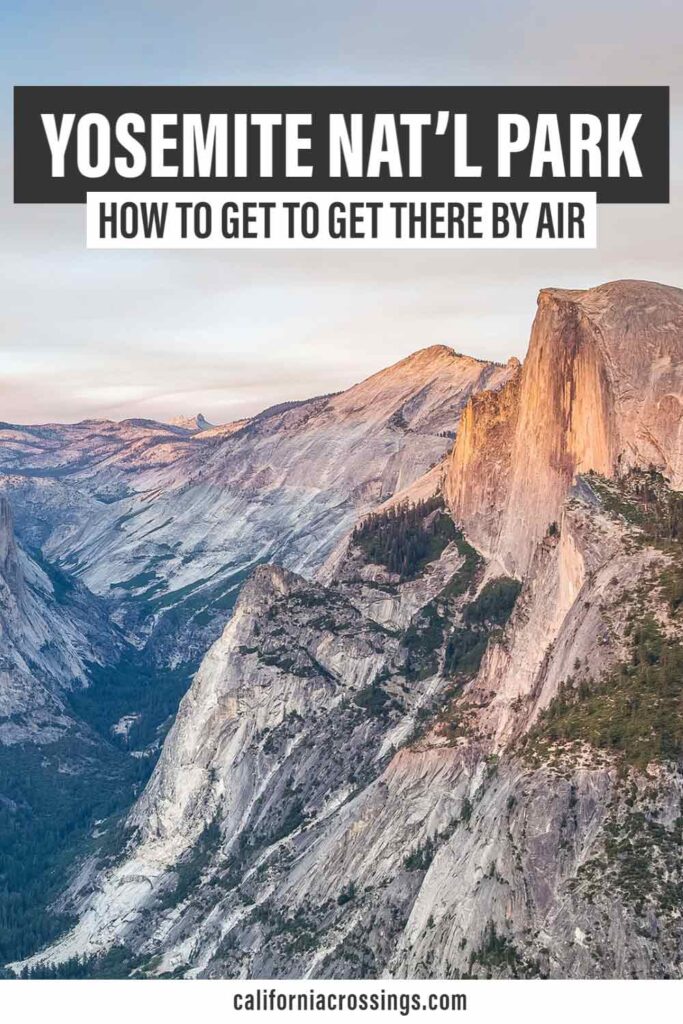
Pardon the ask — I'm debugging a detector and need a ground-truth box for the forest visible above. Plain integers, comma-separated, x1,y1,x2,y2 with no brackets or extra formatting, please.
352,494,456,580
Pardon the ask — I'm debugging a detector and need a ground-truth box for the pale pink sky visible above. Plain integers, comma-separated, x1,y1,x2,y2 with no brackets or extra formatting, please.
1,0,682,424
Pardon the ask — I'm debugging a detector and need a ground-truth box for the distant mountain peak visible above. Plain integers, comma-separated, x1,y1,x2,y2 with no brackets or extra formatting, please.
168,412,214,432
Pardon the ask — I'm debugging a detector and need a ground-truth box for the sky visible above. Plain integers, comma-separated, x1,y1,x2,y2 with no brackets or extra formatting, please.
1,0,682,425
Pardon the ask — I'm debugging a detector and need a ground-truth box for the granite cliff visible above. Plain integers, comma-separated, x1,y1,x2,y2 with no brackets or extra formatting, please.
445,281,683,574
5,281,683,980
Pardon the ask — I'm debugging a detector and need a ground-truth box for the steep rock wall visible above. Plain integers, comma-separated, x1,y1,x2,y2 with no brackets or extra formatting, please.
445,280,683,575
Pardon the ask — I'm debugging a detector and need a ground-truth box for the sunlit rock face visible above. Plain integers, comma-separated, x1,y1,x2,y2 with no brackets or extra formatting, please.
445,280,683,575
442,363,522,565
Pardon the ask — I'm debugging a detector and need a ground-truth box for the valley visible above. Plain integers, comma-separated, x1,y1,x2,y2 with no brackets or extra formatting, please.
0,344,507,970
1,280,682,979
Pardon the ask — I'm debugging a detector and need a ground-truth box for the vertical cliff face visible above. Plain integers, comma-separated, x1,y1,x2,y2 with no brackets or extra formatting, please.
0,496,124,746
0,497,24,599
442,364,521,561
445,280,683,576
494,289,616,574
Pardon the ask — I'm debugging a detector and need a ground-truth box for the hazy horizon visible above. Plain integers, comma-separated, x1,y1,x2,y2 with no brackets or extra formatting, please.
2,337,520,427
2,1,682,424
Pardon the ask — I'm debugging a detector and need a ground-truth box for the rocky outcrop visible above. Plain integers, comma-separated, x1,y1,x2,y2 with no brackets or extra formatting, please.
168,413,214,432
18,557,457,971
460,484,642,749
445,281,683,575
0,497,24,598
21,473,683,979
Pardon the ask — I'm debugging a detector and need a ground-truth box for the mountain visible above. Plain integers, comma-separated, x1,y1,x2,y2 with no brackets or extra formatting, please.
0,344,509,970
16,280,682,980
168,413,214,433
445,281,683,575
0,347,511,666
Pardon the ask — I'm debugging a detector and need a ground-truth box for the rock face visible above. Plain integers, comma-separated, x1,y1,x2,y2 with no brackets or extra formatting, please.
443,366,522,568
22,470,682,979
0,497,24,597
445,281,683,575
7,281,683,981
0,497,119,745
22,557,449,971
